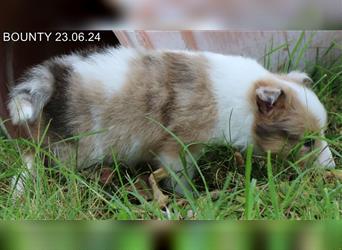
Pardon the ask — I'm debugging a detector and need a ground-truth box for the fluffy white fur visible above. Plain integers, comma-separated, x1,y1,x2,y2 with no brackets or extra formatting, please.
205,52,269,148
11,154,35,196
8,97,34,125
8,66,54,125
63,48,138,99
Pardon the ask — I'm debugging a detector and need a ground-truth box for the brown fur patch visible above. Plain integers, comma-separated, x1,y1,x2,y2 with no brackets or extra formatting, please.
250,78,320,154
119,51,217,159
32,50,218,168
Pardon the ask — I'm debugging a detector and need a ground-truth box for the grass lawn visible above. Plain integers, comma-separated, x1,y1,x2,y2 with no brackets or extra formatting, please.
0,33,341,220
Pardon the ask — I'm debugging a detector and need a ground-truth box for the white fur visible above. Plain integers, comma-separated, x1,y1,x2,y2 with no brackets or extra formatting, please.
8,97,34,125
157,152,196,194
29,67,54,92
8,66,53,125
287,71,312,85
11,154,35,197
204,52,269,149
316,141,336,168
90,107,105,160
65,47,138,99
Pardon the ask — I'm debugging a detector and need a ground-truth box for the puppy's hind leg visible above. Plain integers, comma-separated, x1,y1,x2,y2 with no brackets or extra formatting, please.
11,153,36,198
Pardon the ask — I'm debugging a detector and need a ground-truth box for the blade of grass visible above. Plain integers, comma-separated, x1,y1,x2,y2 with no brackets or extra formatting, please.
244,144,254,220
266,151,281,219
293,31,315,69
284,31,305,72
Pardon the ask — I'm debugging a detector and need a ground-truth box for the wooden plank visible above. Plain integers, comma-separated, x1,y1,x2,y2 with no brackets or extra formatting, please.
136,31,155,49
181,31,198,50
115,30,342,70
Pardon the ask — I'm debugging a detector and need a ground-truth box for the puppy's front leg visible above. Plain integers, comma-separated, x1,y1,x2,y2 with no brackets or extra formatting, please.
156,150,197,196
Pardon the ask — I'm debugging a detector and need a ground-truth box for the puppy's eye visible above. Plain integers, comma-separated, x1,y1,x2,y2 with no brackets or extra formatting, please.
304,139,315,148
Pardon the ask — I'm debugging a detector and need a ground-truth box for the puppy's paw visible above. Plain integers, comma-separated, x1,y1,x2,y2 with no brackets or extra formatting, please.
11,154,35,199
8,96,34,125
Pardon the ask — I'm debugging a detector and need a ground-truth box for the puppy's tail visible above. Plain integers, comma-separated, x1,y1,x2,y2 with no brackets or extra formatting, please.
8,65,55,125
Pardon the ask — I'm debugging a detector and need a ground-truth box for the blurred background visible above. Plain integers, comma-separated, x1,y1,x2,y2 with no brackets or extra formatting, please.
0,221,342,250
0,0,342,30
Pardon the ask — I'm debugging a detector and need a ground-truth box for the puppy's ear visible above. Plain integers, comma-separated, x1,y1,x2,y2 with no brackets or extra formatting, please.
256,86,284,115
287,71,313,86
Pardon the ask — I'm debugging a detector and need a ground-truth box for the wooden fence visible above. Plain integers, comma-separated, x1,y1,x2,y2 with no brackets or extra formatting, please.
115,31,342,71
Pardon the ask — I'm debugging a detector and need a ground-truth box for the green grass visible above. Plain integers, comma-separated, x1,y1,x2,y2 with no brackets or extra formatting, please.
0,32,341,219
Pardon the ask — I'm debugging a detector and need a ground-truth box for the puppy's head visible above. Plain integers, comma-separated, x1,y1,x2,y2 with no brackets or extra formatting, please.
250,75,335,168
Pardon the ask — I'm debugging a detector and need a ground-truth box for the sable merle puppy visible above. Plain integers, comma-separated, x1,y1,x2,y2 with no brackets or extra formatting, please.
8,47,335,194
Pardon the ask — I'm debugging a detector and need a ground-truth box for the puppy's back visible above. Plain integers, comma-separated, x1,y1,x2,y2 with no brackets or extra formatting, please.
7,47,218,167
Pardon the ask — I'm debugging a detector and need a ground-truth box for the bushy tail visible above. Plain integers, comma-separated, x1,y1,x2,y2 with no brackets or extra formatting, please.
8,65,54,125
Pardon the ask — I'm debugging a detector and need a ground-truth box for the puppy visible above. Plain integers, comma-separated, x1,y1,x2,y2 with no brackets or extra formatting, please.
8,47,335,195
